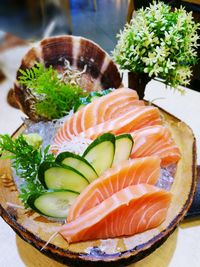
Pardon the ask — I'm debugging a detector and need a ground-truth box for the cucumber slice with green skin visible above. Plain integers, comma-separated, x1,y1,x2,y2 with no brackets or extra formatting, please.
112,134,134,166
56,152,98,182
38,162,89,192
82,133,115,176
27,190,79,218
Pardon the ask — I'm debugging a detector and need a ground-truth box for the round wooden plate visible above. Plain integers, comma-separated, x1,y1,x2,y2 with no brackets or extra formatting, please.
0,107,197,266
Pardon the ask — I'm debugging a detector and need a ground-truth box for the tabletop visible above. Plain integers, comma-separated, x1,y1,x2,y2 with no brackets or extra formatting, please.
0,45,200,267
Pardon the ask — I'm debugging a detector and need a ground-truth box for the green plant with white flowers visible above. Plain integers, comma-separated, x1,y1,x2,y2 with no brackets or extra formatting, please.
113,1,199,90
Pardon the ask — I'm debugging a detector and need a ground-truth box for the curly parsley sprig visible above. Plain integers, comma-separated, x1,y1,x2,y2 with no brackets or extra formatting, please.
0,134,55,207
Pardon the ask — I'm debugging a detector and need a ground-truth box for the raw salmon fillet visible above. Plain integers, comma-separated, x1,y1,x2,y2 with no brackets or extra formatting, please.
104,99,144,120
78,106,162,140
54,88,141,144
67,156,161,222
130,126,181,166
60,184,172,243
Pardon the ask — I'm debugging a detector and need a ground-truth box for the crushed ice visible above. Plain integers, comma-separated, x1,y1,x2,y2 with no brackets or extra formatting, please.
156,164,176,191
22,118,176,192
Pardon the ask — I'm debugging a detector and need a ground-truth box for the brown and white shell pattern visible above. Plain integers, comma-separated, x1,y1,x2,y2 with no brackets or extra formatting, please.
14,35,122,121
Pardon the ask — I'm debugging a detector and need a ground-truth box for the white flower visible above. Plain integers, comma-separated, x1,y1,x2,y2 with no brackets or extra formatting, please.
113,1,200,89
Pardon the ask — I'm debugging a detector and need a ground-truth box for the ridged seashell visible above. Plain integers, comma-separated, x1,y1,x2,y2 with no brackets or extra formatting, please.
14,35,122,121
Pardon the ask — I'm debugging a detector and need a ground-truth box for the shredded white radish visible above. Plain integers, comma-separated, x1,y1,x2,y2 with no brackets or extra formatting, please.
51,136,92,156
50,109,93,155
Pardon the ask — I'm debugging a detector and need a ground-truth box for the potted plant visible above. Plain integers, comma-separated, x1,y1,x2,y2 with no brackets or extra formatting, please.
113,1,199,98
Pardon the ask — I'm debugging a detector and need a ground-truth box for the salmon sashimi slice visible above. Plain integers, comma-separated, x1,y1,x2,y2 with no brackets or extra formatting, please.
78,106,162,140
151,144,181,166
60,184,172,243
90,89,139,125
130,126,181,166
104,99,145,120
67,156,161,222
54,88,139,144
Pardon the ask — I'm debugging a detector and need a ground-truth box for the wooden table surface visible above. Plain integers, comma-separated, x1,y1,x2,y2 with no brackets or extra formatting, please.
0,46,200,267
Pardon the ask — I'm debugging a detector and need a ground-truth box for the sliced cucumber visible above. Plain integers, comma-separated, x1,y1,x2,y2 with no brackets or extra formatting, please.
112,134,133,166
27,190,79,218
56,152,98,182
82,133,115,176
38,162,89,192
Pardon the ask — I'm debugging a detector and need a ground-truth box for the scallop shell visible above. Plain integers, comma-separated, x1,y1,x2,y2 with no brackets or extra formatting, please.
14,35,122,121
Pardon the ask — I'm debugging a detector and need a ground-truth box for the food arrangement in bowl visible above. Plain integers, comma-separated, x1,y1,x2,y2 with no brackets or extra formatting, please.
0,35,196,266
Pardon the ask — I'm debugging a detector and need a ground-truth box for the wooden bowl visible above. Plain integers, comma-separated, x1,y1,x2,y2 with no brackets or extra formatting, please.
0,107,196,266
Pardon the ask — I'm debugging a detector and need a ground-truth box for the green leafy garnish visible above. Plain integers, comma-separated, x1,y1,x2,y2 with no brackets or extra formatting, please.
0,134,55,207
18,63,86,120
113,1,199,89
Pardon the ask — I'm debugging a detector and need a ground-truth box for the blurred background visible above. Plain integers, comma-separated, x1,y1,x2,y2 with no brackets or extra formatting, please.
0,0,128,53
0,0,199,90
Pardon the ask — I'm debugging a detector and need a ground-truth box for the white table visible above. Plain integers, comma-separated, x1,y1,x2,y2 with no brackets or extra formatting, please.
0,47,200,267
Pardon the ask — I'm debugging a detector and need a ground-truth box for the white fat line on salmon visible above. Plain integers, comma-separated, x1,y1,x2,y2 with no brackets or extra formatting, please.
109,212,116,237
136,184,149,195
95,188,106,204
112,194,122,206
122,203,135,234
91,97,101,126
80,104,88,131
61,119,70,141
118,205,125,234
6,202,25,209
101,181,111,199
125,187,135,203
146,168,160,184
128,203,146,234
108,100,142,119
72,111,80,135
136,196,161,232
145,207,167,229
115,166,121,191
65,117,74,139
